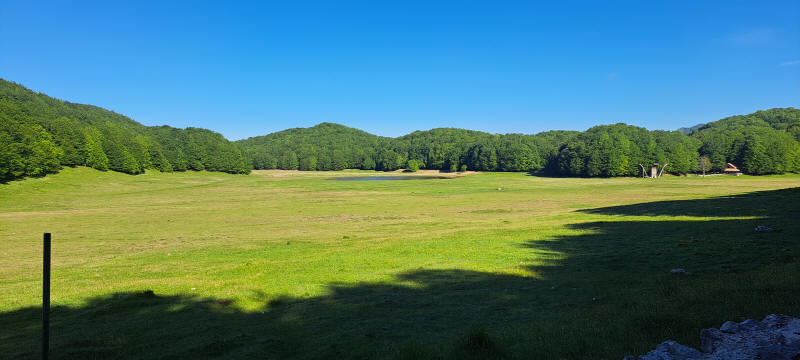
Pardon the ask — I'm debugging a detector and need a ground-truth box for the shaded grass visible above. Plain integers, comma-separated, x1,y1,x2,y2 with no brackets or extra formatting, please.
1,168,799,359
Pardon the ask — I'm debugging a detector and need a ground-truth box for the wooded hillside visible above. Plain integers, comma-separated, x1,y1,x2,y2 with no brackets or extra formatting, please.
0,79,250,182
2,78,798,181
237,108,800,176
691,108,800,175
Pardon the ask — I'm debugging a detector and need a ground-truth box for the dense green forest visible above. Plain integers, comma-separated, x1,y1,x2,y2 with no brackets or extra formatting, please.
238,108,800,176
0,79,250,182
2,78,799,181
691,108,800,175
237,122,396,172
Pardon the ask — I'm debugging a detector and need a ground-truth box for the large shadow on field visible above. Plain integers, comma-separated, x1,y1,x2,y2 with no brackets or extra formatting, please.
2,189,799,359
525,187,800,275
580,186,800,218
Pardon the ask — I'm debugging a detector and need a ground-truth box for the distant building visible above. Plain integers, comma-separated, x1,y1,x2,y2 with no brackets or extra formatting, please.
724,163,742,176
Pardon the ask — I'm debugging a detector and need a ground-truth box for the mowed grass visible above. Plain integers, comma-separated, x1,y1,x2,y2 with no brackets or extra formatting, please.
1,167,799,359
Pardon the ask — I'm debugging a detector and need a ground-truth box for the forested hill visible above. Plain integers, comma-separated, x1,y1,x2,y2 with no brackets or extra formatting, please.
238,123,395,171
237,108,800,176
691,108,800,174
238,122,706,175
0,79,250,182
236,124,583,173
2,78,799,181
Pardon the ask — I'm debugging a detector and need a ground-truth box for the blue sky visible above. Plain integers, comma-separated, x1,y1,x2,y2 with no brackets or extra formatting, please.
1,1,798,140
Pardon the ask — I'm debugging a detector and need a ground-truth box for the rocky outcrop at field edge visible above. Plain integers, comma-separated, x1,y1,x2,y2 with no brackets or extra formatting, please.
625,314,800,360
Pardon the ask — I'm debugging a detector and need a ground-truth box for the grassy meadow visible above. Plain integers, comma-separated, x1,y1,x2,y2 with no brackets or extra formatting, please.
1,167,799,359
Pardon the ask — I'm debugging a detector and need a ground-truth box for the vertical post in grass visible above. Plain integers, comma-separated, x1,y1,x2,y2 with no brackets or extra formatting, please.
43,233,51,360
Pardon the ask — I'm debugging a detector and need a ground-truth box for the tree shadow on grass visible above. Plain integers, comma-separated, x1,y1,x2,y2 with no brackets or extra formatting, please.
579,187,800,219
525,188,800,278
2,189,799,359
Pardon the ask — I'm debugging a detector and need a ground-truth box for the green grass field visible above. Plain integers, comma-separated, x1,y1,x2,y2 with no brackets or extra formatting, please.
1,167,799,359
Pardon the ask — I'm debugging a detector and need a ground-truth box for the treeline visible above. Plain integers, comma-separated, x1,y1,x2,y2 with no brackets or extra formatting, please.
237,107,800,176
554,125,702,176
692,108,800,175
3,78,799,181
0,79,250,182
238,124,579,173
396,128,579,173
238,122,397,171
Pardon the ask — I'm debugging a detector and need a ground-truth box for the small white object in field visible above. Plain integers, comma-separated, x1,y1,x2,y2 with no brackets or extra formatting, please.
497,187,502,191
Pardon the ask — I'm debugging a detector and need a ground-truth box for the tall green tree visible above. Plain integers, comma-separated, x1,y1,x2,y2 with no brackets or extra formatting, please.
83,128,109,171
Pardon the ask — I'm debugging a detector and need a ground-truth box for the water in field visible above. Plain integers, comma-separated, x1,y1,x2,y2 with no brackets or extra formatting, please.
331,176,451,181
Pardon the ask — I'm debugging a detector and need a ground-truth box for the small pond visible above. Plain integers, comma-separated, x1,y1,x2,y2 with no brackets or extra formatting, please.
330,176,452,181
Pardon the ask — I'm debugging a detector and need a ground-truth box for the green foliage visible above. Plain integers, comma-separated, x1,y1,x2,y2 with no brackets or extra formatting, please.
406,159,421,172
377,149,403,171
497,137,540,172
0,79,249,180
238,123,392,171
361,156,376,170
691,108,800,174
83,128,109,171
236,109,800,177
47,117,86,166
3,78,799,179
239,126,570,174
278,151,298,170
119,148,142,174
331,149,348,171
0,118,62,181
298,156,317,171
556,124,701,176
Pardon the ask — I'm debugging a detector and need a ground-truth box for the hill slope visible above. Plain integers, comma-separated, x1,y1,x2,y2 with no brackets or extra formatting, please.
236,109,800,175
0,79,250,181
237,123,395,170
3,78,799,179
690,107,800,174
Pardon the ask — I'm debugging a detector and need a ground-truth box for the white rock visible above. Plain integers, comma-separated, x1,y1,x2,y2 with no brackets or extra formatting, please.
626,314,800,360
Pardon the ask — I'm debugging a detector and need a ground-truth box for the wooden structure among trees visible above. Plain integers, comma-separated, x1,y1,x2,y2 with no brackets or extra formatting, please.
724,163,742,176
638,163,669,178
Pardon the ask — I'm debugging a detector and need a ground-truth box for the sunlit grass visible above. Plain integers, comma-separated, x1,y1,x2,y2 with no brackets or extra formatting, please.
1,168,798,359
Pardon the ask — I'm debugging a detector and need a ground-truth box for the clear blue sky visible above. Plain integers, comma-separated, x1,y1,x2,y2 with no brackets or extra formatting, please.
1,1,798,140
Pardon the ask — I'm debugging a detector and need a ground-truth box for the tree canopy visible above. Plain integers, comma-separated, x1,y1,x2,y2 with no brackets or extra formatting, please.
690,108,800,175
3,78,799,181
554,124,702,177
236,108,800,177
0,79,250,182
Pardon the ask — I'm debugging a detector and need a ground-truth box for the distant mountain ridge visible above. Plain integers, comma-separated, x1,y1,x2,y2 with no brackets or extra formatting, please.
678,123,705,135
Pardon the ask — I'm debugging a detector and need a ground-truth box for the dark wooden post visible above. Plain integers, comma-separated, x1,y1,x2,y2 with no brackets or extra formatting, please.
43,233,51,360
